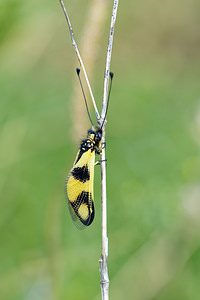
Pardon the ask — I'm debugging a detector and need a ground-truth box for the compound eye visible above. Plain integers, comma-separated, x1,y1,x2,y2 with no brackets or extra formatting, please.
95,132,102,142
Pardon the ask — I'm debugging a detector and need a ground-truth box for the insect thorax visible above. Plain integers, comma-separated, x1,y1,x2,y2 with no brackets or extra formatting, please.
80,127,102,154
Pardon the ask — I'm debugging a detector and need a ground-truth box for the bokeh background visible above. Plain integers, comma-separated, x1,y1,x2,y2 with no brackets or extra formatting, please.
1,0,200,299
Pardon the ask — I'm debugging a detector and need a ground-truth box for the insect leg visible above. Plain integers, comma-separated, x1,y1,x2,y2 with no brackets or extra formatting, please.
101,142,106,149
94,159,107,166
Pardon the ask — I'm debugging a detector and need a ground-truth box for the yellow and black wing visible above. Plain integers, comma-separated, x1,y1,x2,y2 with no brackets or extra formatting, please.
65,148,95,229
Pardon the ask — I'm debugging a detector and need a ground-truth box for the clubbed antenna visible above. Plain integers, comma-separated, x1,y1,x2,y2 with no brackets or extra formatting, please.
76,68,94,127
101,72,114,129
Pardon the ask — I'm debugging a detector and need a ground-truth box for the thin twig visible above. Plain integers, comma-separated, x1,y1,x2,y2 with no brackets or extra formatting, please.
99,1,119,299
59,0,100,120
70,0,108,142
100,0,119,126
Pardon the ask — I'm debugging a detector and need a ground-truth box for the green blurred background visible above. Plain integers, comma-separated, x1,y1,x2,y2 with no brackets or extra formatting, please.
1,0,200,299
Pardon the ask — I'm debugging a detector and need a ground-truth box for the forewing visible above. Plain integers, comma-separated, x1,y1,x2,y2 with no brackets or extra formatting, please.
65,149,95,230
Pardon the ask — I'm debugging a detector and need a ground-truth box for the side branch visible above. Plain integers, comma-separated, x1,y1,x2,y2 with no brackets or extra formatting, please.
100,0,119,125
59,0,100,120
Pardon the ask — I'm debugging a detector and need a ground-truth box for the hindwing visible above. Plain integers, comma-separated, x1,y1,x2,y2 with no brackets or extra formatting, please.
66,148,95,229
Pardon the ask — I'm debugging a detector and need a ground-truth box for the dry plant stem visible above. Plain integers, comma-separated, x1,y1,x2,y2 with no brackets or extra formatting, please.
59,0,100,120
99,134,109,300
60,0,119,299
99,1,119,299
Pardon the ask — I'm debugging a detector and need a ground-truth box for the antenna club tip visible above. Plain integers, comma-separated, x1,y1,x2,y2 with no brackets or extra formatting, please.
110,72,114,79
76,68,80,75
